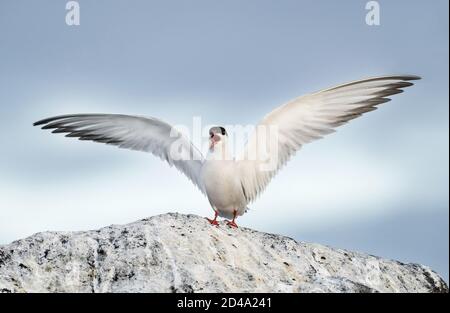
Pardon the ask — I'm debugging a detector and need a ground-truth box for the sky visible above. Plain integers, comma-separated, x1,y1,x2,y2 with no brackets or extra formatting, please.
0,0,448,282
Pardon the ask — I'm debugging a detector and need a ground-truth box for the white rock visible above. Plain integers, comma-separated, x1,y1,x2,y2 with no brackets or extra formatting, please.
0,213,447,293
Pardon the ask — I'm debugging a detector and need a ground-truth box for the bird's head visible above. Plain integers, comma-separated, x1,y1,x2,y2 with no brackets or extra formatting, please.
208,126,228,152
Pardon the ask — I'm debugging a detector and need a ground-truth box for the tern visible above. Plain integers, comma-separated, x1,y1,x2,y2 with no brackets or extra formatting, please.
34,75,420,227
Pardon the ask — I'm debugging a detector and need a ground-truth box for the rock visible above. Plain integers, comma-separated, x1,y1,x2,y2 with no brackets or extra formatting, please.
0,213,447,293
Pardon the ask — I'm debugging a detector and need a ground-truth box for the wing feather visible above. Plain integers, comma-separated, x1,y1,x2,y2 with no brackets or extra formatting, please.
236,75,421,203
34,114,206,194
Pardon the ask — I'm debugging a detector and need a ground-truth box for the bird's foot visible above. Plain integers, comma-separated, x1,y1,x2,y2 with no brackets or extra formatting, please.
226,220,238,228
206,217,219,226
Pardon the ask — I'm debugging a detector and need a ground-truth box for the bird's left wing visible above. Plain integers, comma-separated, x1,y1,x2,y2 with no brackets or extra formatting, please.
34,114,206,194
236,75,421,203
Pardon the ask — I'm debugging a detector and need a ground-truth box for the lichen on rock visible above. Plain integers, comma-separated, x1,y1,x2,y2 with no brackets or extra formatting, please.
0,213,447,293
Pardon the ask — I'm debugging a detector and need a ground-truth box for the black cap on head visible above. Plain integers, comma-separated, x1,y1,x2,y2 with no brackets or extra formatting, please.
209,126,227,136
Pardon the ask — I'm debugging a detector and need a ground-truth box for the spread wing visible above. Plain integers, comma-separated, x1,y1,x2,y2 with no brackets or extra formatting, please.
236,75,421,203
34,114,206,194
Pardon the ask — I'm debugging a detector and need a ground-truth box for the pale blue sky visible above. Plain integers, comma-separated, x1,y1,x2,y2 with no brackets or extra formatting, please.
0,1,448,281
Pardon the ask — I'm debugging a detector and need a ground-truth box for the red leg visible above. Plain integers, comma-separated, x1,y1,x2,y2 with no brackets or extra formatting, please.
206,211,219,226
226,210,238,228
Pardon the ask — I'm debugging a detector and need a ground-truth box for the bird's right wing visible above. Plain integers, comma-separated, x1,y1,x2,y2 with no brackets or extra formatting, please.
236,75,421,203
34,114,206,195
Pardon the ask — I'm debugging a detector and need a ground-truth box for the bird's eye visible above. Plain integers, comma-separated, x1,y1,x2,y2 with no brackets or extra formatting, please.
210,133,213,138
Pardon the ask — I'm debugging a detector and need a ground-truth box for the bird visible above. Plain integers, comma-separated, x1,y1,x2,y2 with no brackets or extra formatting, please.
34,75,420,228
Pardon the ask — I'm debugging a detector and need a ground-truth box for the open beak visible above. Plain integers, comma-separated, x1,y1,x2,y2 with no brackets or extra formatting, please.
209,135,220,149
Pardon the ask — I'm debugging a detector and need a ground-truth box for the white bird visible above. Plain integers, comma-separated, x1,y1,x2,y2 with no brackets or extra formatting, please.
34,75,420,227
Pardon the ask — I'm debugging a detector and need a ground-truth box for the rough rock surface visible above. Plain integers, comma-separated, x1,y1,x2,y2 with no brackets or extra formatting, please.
0,213,447,293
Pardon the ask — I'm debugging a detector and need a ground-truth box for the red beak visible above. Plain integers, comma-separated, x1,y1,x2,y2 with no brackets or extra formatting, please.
209,134,220,149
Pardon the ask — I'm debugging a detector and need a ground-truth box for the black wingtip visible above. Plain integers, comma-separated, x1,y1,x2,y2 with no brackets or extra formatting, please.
33,116,59,127
33,116,57,127
33,114,106,128
404,75,422,81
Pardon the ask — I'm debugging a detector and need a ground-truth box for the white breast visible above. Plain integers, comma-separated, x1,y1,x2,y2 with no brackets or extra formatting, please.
200,160,247,219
